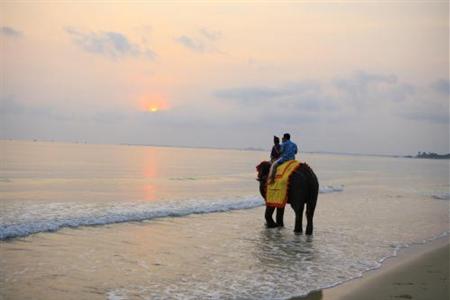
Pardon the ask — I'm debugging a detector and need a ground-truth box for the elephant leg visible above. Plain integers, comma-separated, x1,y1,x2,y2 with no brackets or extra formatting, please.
305,201,317,235
265,206,277,228
275,207,285,227
294,204,304,234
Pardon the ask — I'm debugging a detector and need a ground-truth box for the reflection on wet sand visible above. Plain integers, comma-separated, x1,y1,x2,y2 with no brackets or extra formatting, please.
254,228,317,266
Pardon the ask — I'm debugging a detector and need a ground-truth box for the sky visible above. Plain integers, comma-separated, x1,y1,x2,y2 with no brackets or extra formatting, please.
1,1,449,155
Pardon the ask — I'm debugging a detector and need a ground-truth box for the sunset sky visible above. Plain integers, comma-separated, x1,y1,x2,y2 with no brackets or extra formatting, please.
1,1,448,155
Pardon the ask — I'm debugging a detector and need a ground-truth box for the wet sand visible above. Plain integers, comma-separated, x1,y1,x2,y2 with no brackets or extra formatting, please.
296,237,449,300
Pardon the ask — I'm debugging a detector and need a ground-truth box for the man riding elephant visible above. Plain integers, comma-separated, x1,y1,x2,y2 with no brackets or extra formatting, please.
257,133,318,234
268,133,298,184
270,136,281,162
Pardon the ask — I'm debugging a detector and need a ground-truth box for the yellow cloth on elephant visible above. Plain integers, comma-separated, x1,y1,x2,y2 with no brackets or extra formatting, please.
266,160,301,208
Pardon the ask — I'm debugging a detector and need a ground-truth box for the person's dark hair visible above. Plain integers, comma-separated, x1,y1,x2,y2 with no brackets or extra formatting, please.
273,136,280,144
283,133,291,140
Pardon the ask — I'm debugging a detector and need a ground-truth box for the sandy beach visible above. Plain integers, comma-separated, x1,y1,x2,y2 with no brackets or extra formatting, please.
297,237,449,300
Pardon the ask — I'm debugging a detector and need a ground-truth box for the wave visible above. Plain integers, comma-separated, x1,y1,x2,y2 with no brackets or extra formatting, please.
169,177,198,181
0,184,345,240
0,197,264,240
320,185,344,193
431,192,450,200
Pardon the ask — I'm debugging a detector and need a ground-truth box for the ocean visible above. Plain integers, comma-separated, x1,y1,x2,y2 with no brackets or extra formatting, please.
0,140,448,299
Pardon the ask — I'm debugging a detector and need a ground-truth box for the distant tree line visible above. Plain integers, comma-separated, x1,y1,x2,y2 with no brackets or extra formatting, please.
415,152,450,159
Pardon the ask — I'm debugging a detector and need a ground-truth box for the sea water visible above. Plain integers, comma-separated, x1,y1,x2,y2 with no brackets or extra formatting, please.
0,140,448,299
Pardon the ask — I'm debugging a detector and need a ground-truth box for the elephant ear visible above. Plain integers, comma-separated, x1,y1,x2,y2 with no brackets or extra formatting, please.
256,161,271,179
256,161,267,172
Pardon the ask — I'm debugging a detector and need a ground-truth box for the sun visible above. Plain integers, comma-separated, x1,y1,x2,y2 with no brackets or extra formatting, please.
138,93,170,113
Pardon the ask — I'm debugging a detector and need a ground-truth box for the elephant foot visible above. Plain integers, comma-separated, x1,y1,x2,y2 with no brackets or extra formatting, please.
266,223,278,229
294,230,303,235
276,222,284,227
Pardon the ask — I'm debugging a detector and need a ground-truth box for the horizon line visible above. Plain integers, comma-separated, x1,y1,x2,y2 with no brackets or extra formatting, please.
1,138,447,159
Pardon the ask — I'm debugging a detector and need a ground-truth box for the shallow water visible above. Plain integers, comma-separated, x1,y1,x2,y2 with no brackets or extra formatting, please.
0,140,449,299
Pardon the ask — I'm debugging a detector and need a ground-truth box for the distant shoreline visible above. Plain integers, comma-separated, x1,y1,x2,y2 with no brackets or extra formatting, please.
1,138,448,159
404,152,450,160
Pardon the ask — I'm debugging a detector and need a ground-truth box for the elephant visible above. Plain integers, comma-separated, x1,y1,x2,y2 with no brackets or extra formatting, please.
256,161,319,235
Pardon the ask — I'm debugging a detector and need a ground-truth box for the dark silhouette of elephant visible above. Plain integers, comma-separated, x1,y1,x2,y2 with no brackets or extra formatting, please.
256,161,319,235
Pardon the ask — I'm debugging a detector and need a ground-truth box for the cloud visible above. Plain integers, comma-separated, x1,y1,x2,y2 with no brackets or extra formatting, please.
175,35,206,53
333,71,402,110
399,111,449,124
214,71,449,126
214,81,342,129
0,96,24,114
199,28,221,41
431,79,450,96
65,27,156,60
0,95,125,123
333,71,398,96
346,71,397,85
1,26,22,37
215,81,336,119
175,28,222,53
215,82,321,105
0,96,75,120
395,80,449,125
215,86,286,104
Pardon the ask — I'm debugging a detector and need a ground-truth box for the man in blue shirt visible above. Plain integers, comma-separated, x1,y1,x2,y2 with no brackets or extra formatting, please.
268,133,298,184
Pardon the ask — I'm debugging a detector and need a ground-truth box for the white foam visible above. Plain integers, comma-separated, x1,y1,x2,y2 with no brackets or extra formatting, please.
169,177,197,181
107,290,128,300
0,184,346,240
320,185,344,193
431,192,450,200
0,196,264,240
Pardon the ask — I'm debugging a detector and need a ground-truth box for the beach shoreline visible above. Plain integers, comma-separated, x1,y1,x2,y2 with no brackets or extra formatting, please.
294,235,449,300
